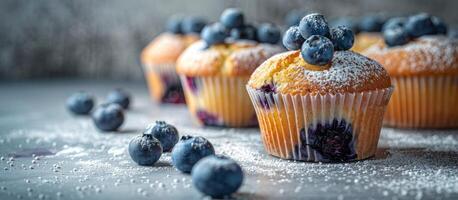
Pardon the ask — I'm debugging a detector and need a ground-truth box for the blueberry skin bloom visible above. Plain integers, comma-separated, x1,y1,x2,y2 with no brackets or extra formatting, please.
383,27,410,47
301,35,334,66
106,89,130,109
405,13,436,38
282,26,305,50
171,135,215,173
191,155,244,198
128,133,162,166
201,23,228,46
144,121,179,152
66,92,94,115
330,26,354,51
91,103,124,132
257,23,281,44
220,8,244,29
299,13,331,39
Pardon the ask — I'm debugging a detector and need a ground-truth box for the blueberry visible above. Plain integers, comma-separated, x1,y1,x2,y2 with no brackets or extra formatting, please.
196,110,220,126
330,26,354,51
299,13,331,39
220,8,244,29
432,16,448,35
128,133,162,166
66,92,94,115
257,23,281,44
330,17,360,34
144,121,179,152
257,83,276,110
201,23,228,46
91,103,124,132
282,26,305,50
182,17,207,34
285,10,306,27
185,76,198,94
383,27,410,47
162,84,185,104
382,17,406,31
359,15,385,32
166,16,183,34
230,24,257,41
405,13,436,38
296,119,356,162
191,155,243,198
106,89,130,109
171,135,215,173
301,35,334,66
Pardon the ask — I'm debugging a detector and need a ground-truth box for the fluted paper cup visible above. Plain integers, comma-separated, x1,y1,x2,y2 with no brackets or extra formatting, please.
143,63,185,104
247,86,393,162
180,75,257,127
385,75,458,128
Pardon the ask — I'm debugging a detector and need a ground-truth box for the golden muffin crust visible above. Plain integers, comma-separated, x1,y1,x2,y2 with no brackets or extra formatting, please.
141,33,199,65
364,36,458,76
176,40,283,77
248,50,391,95
351,33,383,53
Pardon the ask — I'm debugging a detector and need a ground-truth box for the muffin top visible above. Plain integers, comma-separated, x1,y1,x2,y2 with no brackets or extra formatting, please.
176,40,283,76
248,50,391,95
141,33,198,65
364,36,458,76
352,32,383,53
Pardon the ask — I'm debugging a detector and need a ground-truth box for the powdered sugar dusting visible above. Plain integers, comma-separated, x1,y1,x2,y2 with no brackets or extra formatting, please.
302,51,389,92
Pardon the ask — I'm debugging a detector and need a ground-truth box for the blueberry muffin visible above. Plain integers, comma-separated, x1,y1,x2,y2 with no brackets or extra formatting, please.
364,13,458,128
176,8,283,127
141,16,206,104
247,13,392,162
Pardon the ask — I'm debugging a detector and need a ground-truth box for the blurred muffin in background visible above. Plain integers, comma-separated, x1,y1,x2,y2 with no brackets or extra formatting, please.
352,14,386,53
141,16,206,104
364,13,458,128
176,8,283,127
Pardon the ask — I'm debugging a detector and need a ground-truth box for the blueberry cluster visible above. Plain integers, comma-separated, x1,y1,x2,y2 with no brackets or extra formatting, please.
282,13,354,66
129,123,244,198
382,13,448,47
201,8,281,46
166,15,207,35
129,121,179,165
66,89,131,132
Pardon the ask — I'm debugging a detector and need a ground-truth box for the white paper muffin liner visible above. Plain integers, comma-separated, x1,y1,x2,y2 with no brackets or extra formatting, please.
142,63,185,104
247,86,393,162
179,75,256,127
385,75,458,128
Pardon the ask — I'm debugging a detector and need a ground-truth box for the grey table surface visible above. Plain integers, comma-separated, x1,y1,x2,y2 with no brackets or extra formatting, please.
0,80,457,200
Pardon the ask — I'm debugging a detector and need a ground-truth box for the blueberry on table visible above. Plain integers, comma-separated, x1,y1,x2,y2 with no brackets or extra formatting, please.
282,26,305,50
166,16,184,34
144,121,179,152
230,24,257,41
201,23,228,46
358,15,385,32
66,92,94,115
301,35,334,66
405,13,436,38
383,27,410,47
330,26,354,51
128,133,162,166
171,135,215,173
191,155,244,198
220,8,244,29
182,17,207,34
91,103,124,132
299,13,331,39
257,23,281,44
106,89,130,109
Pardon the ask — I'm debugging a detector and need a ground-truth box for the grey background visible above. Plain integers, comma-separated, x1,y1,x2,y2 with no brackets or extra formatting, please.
1,0,457,80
